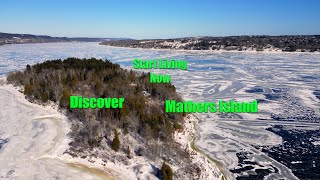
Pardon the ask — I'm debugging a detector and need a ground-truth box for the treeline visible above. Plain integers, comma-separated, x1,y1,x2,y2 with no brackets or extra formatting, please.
192,35,320,52
101,35,320,52
7,58,185,149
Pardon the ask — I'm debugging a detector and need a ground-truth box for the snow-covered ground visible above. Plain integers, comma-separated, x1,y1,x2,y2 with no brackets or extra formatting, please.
0,79,119,179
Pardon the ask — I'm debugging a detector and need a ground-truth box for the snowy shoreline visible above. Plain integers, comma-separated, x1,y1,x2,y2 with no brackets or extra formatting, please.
101,44,320,55
174,114,226,180
0,78,124,179
2,41,320,54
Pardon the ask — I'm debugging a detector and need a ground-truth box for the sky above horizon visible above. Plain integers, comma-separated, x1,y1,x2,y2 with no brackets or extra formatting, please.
1,0,320,39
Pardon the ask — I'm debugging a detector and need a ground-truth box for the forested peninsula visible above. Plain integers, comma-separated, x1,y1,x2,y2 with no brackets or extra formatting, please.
6,58,218,179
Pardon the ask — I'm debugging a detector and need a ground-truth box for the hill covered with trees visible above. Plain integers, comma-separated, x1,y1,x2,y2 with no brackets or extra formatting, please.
8,58,185,146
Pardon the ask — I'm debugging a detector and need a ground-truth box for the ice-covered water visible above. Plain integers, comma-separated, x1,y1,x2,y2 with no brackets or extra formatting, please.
0,42,320,179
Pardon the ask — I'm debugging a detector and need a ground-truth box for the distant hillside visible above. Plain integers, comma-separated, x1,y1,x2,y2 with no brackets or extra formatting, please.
0,32,128,45
101,35,320,52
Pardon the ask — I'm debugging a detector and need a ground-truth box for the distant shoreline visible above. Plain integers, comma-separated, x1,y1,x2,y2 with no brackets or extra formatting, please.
2,41,319,54
100,35,320,53
0,32,129,46
101,44,320,54
2,42,320,56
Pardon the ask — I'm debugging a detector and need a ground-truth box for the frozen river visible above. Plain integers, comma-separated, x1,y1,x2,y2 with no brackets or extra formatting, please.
0,42,319,179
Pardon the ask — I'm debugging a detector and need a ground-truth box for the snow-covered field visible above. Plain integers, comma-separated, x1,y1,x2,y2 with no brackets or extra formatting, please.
0,42,319,179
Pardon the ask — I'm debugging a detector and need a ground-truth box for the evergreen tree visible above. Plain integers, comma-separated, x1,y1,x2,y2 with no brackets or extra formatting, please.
59,88,71,108
24,84,32,95
126,146,131,158
41,92,49,102
111,129,120,152
26,64,31,72
161,162,173,180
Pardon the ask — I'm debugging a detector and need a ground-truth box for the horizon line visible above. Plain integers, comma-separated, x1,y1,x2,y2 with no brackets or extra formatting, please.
1,31,319,40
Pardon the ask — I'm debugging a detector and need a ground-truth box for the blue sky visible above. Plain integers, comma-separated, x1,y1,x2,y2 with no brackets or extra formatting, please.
1,0,319,39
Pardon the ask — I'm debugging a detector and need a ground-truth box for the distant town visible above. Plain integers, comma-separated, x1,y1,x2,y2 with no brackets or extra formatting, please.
101,35,320,52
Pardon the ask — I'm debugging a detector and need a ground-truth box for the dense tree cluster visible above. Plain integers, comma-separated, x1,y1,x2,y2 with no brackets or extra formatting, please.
7,58,185,150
